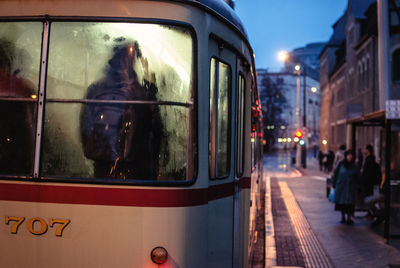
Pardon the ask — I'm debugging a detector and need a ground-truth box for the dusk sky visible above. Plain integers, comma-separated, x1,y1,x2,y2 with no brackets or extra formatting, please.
235,0,348,70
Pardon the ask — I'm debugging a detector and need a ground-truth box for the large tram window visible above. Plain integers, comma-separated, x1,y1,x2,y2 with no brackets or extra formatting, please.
41,22,194,182
209,58,231,179
236,74,245,177
0,22,42,176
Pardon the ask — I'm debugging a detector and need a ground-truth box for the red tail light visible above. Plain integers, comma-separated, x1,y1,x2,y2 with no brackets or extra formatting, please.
151,247,168,265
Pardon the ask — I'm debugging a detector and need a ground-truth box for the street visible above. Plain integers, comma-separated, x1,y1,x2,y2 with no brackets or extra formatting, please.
262,151,400,268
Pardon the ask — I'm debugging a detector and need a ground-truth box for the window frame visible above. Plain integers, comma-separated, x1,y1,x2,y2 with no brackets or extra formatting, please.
236,72,245,178
0,17,198,187
209,56,232,180
392,48,400,82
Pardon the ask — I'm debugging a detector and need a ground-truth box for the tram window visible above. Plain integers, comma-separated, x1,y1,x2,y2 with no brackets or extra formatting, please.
0,22,42,176
209,58,231,179
41,22,195,182
236,74,245,177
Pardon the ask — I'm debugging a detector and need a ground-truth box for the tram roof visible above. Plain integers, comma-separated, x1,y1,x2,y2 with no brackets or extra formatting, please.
179,0,248,40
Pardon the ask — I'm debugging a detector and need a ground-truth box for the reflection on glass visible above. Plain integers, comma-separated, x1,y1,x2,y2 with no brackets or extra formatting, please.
209,58,217,178
237,74,245,176
217,62,231,177
0,22,41,175
209,58,231,178
42,22,193,181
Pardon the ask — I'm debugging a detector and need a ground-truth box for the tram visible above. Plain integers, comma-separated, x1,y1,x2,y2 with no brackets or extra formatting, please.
0,0,263,267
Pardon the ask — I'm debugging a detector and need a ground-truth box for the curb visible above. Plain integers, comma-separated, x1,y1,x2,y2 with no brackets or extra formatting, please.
265,175,277,268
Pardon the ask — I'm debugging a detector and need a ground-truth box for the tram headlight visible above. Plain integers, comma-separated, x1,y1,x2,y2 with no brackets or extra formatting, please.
151,246,168,265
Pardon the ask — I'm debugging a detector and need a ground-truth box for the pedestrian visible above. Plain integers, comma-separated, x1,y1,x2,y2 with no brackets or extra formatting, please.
318,149,324,171
356,148,363,170
333,144,346,170
362,144,381,197
332,150,360,225
362,144,382,220
327,150,335,173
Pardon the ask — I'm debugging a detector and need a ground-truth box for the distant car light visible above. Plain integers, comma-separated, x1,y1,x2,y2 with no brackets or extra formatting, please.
151,247,168,265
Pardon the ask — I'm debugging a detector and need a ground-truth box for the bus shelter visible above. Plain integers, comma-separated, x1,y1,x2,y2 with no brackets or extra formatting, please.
348,110,400,240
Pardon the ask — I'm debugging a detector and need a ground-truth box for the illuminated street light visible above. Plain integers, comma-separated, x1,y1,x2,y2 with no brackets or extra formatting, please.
277,50,289,62
294,64,301,71
311,86,318,93
322,139,328,145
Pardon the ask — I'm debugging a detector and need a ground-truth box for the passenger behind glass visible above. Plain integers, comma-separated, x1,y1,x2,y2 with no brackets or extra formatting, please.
81,38,163,180
0,39,35,174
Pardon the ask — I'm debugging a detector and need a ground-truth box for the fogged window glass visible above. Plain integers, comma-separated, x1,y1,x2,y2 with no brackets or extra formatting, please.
209,58,231,178
0,22,41,176
236,74,245,177
42,22,194,181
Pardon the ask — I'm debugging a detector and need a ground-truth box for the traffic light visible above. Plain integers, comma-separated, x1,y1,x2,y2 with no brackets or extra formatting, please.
299,139,306,146
295,130,304,139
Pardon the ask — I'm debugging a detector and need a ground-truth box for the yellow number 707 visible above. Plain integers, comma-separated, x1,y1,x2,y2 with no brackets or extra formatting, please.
5,216,70,237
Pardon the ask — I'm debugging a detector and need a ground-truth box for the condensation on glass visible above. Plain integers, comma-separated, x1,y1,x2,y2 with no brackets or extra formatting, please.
236,74,245,177
40,22,194,181
0,22,41,176
209,58,231,179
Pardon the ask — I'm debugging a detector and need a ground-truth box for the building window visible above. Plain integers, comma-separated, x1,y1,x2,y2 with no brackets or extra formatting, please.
366,58,370,89
358,63,363,91
392,48,400,82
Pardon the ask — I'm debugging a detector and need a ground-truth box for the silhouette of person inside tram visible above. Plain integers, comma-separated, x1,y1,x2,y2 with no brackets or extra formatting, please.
0,39,36,174
81,38,164,180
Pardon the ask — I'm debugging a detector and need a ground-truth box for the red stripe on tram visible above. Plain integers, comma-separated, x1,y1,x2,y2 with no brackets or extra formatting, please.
238,177,251,189
0,177,251,207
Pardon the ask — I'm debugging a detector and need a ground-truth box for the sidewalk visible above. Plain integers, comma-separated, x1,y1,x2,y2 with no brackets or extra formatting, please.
265,156,400,268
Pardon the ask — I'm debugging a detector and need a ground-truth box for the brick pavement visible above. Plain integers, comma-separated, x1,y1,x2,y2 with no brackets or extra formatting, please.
249,189,266,268
278,162,400,268
270,177,306,267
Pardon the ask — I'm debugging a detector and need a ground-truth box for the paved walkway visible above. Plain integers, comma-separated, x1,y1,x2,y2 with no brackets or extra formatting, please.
265,154,400,268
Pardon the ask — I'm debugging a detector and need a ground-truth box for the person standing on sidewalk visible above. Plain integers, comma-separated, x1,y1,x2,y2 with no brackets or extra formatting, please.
333,144,346,170
332,150,360,225
362,144,381,197
362,144,383,221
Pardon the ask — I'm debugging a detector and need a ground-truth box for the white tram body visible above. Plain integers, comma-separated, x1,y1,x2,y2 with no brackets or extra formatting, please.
0,1,263,267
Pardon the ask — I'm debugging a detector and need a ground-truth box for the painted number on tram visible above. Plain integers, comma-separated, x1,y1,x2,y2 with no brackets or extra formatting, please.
5,216,70,237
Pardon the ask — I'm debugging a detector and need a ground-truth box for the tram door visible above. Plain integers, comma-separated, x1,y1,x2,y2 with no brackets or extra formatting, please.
233,57,249,268
208,37,236,267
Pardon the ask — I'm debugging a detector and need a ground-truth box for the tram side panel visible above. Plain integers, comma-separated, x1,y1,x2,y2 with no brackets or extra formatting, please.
0,191,208,268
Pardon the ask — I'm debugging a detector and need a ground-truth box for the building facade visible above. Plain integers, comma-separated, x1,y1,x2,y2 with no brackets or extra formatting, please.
319,0,380,155
319,0,400,238
258,68,320,150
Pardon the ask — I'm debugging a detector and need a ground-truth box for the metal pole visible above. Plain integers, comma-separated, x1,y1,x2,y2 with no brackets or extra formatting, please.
302,67,307,168
384,120,392,239
313,99,317,157
378,0,392,109
303,67,307,127
296,73,301,168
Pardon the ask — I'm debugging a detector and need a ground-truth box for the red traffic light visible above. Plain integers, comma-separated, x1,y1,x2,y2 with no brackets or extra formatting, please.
295,130,303,138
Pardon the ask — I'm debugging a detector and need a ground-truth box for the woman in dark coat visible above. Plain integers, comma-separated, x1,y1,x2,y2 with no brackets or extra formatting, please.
332,150,360,225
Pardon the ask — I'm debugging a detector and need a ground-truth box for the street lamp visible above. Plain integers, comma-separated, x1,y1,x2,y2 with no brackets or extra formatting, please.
311,86,317,93
277,50,289,62
277,51,303,168
310,87,318,157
